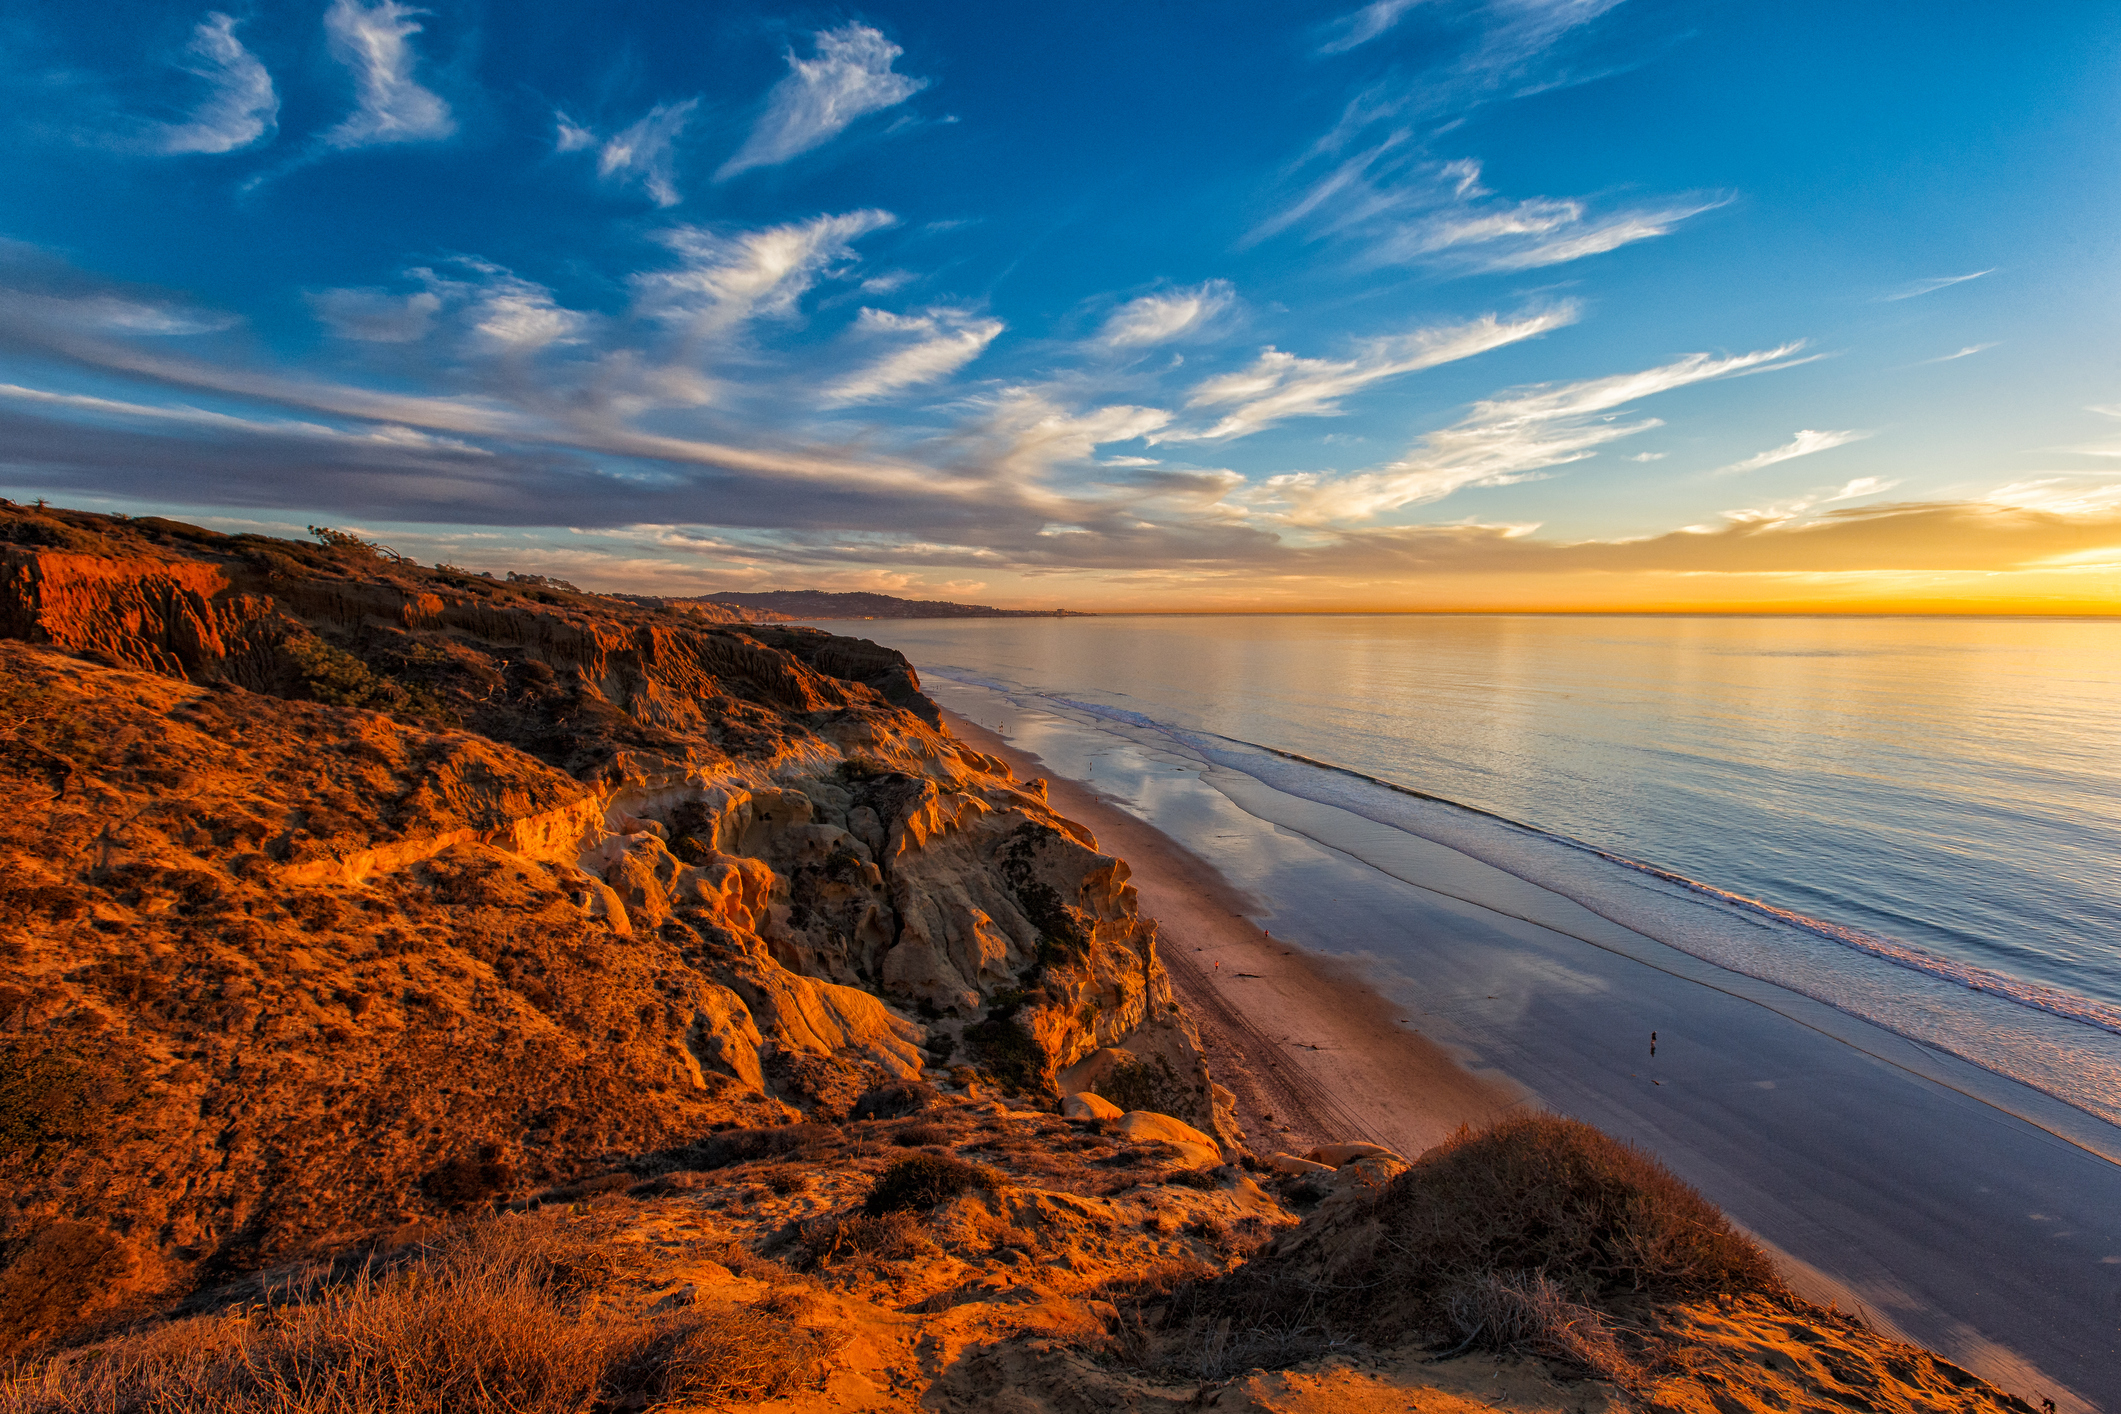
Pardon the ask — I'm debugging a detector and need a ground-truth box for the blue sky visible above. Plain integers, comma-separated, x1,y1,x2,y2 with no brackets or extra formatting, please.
3,0,2118,609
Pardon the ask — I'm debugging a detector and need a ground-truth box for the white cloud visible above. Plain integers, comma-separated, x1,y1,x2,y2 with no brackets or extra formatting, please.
152,12,278,154
974,391,1174,484
1883,269,1994,301
0,381,488,455
463,271,584,352
553,112,596,152
826,307,1004,404
717,25,927,180
1263,150,1722,273
1720,475,1901,525
634,210,896,334
1983,476,2121,518
1916,342,1997,365
308,263,583,352
593,99,697,207
1101,280,1236,348
1164,306,1575,443
1715,427,1872,476
307,287,441,342
1256,343,1813,522
321,0,454,149
1319,0,1427,54
1627,451,1665,462
1826,476,1895,502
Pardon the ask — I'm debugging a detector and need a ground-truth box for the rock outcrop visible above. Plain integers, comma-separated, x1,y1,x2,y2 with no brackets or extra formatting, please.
0,502,1224,1354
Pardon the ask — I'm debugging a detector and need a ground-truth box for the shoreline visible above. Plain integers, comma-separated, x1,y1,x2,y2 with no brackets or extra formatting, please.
938,703,2120,1414
945,710,1529,1159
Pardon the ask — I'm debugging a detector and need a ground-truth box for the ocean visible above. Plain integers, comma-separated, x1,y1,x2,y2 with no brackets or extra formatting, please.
824,613,2121,1134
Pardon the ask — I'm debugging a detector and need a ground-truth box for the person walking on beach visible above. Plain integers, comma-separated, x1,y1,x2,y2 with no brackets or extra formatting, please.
1650,1031,1657,1057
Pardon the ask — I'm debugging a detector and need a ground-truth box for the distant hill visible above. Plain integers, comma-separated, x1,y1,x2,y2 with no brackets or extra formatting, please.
695,590,1090,620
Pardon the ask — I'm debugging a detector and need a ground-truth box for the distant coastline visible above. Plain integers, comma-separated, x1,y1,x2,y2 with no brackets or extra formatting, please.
691,588,1091,620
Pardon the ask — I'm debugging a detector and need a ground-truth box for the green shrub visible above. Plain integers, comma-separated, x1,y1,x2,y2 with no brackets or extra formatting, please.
279,635,408,713
862,1155,1000,1216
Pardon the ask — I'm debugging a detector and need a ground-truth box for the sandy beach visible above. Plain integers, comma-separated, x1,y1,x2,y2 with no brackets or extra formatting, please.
942,706,2121,1414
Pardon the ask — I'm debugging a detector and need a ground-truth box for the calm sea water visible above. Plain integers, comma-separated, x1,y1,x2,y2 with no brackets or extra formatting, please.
826,614,2121,1123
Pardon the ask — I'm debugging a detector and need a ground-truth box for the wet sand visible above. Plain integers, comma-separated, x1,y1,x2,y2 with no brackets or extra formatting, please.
943,708,2121,1414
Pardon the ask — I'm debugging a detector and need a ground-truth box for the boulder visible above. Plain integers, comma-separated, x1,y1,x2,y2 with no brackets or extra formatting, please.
1115,1110,1222,1166
1307,1142,1405,1168
1061,1091,1123,1121
1268,1152,1335,1176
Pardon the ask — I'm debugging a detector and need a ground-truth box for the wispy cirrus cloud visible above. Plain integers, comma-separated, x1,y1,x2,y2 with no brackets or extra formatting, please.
1915,342,1997,365
1881,268,1994,301
1714,427,1872,476
321,0,454,149
1255,343,1814,522
825,307,1004,404
1718,475,1899,525
572,99,699,207
634,210,896,336
1100,281,1236,348
1318,0,1428,54
148,12,278,154
1163,306,1575,443
1316,0,1630,107
1262,152,1723,272
717,25,927,181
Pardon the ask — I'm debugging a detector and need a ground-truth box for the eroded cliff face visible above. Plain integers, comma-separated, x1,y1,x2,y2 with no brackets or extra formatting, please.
0,503,1222,1354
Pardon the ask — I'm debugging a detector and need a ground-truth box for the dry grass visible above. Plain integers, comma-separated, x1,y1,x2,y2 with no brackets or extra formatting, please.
862,1155,1001,1216
637,1307,849,1406
1112,1114,1781,1383
0,1214,838,1414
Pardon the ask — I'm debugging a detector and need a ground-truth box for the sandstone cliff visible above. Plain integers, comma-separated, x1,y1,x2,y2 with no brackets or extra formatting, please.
0,503,1224,1353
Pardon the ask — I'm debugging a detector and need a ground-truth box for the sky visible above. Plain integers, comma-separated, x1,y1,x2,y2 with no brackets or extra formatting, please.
2,0,2119,612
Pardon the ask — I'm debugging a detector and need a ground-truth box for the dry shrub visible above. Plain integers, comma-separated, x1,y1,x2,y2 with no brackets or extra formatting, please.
681,1122,838,1171
1442,1271,1636,1380
0,1214,839,1414
635,1305,848,1406
794,1210,932,1271
891,1122,953,1148
850,1082,938,1121
1115,1114,1779,1381
863,1155,1000,1215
